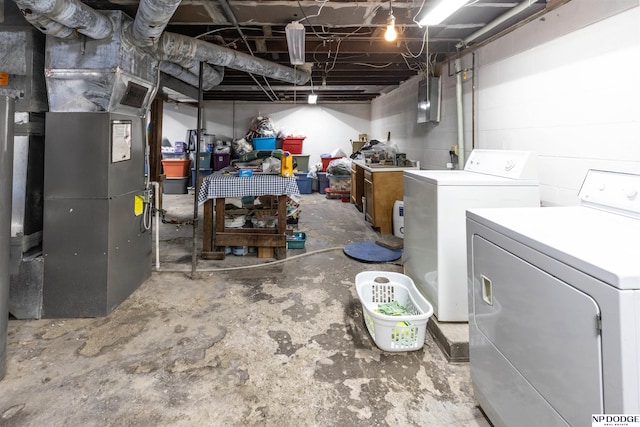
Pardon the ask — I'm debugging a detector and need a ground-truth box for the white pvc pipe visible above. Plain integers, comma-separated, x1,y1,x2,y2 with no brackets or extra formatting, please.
150,181,160,270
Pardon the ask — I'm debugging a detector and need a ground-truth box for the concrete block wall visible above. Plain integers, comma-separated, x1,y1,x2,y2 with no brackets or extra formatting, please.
372,0,640,207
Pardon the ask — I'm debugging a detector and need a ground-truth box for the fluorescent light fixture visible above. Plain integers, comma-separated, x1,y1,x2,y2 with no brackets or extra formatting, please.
419,0,469,26
285,21,306,65
308,93,318,104
384,15,397,42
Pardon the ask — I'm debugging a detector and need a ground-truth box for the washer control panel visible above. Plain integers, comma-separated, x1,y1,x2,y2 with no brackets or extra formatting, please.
580,169,640,216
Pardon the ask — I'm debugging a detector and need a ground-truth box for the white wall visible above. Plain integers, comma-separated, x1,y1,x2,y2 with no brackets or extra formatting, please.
372,0,640,207
163,101,371,169
371,73,467,170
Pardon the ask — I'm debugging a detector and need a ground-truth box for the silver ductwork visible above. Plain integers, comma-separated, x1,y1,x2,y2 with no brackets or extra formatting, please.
14,0,112,40
18,0,310,110
159,61,224,90
129,0,181,47
45,11,156,115
155,32,310,86
15,9,75,39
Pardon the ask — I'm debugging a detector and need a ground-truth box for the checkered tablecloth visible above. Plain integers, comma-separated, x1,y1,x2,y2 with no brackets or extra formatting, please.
197,173,300,204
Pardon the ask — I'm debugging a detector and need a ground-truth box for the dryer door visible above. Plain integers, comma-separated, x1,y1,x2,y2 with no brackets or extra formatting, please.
470,235,603,426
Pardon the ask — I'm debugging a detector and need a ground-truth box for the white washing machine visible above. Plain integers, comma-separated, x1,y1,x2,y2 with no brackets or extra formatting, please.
403,150,540,322
466,170,640,427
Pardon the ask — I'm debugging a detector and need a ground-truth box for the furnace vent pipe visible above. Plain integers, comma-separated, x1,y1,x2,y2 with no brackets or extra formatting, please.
129,0,182,47
157,32,311,86
14,0,113,40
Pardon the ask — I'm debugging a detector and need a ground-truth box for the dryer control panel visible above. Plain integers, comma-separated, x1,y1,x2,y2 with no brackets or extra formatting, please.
464,149,538,180
580,170,640,217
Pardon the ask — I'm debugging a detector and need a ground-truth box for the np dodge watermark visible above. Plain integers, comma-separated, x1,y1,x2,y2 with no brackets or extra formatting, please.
593,415,640,427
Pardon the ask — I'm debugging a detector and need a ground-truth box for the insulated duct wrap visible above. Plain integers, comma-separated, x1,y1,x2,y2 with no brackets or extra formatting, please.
45,11,156,115
129,0,181,46
14,0,112,40
158,62,223,90
157,32,310,86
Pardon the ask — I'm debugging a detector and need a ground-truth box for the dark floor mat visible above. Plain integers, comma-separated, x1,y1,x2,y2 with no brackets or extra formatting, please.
343,241,402,263
375,235,403,250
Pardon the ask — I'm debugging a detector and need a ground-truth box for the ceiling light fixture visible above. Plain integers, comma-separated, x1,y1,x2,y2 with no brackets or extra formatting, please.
419,0,469,26
384,0,397,42
285,21,306,65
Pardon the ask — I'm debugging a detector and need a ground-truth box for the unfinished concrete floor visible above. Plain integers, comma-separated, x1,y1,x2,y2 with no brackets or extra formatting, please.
1,191,489,426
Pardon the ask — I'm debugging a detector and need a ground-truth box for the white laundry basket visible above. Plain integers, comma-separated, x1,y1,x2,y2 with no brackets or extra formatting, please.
355,271,434,352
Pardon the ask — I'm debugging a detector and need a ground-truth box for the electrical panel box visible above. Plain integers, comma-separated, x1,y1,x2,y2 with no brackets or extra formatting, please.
417,77,441,124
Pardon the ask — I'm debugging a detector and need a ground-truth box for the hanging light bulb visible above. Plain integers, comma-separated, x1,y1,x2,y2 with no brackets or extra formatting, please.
384,14,397,42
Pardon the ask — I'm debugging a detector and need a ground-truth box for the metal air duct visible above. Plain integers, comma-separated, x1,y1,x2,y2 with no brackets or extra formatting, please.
129,0,181,46
14,0,112,40
45,11,156,115
156,32,310,86
159,61,224,90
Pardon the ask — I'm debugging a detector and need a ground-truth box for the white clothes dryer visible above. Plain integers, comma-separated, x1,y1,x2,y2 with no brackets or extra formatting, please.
466,170,640,427
403,150,540,321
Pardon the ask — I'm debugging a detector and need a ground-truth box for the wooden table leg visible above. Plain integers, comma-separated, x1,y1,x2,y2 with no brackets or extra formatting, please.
203,199,213,252
275,195,287,260
214,198,226,254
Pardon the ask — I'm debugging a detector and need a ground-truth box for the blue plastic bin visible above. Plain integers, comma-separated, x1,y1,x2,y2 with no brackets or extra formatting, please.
253,136,277,150
295,173,312,194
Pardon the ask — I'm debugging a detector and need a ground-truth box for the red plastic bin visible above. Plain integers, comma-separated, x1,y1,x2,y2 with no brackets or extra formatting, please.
282,137,305,154
321,156,343,172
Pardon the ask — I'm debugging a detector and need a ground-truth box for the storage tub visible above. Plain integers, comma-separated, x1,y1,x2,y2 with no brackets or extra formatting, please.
292,155,310,172
355,271,434,352
321,156,343,172
286,232,306,249
162,159,190,178
162,152,187,160
317,172,329,194
328,174,351,192
192,152,212,169
163,177,188,194
253,136,277,150
295,173,312,194
282,137,305,154
213,153,231,171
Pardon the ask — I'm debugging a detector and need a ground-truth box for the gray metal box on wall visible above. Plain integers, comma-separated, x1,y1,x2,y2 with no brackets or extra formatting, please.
417,77,441,124
43,112,151,318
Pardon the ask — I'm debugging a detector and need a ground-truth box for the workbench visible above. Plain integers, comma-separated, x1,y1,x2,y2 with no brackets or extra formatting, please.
197,173,299,259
